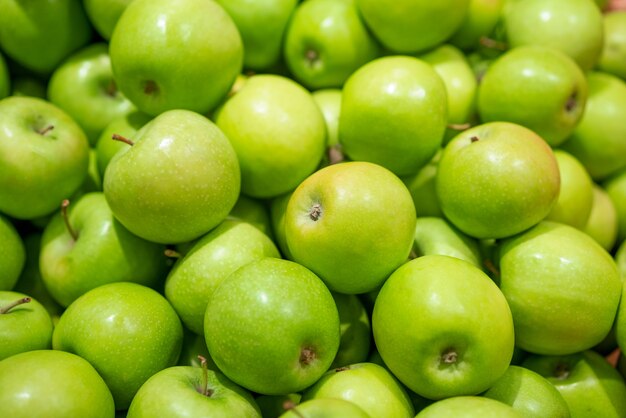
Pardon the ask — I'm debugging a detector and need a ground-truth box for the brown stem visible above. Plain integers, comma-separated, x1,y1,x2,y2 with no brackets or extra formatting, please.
479,36,508,51
111,134,134,146
164,249,181,259
197,355,213,397
0,297,31,314
283,400,305,418
37,125,54,135
61,199,79,241
327,145,344,165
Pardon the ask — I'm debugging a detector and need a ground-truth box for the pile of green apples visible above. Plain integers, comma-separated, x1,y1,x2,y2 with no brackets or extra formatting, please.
2,0,626,417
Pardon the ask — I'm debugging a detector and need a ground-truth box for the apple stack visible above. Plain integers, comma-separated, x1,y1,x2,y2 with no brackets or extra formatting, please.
1,0,626,417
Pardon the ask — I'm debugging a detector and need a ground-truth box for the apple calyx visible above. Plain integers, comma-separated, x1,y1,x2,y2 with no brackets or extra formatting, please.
565,91,578,113
440,348,459,365
0,297,31,314
554,362,571,380
299,346,317,367
334,366,350,372
283,400,305,418
36,125,55,136
111,133,135,146
196,355,214,397
61,199,79,241
164,249,182,259
448,123,472,131
143,80,159,96
309,204,322,221
470,136,480,143
479,36,508,52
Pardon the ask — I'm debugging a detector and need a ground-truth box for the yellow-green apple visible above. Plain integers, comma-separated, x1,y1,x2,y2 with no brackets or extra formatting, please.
605,168,626,243
616,280,626,353
330,293,371,369
312,89,342,164
416,396,522,417
279,398,370,418
583,185,619,251
402,152,444,218
449,0,505,50
0,215,25,291
599,12,626,79
412,217,481,267
227,195,274,238
84,0,133,40
617,240,626,279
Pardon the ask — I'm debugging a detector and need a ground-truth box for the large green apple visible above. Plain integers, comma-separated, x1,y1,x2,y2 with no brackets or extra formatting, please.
110,0,243,116
373,255,514,399
0,51,9,99
0,215,25,291
599,11,626,79
0,96,90,220
53,282,183,409
104,109,240,244
417,396,522,417
330,293,371,369
279,398,370,418
412,217,481,267
449,0,505,50
339,56,448,176
583,185,619,251
215,74,325,198
355,0,470,53
84,0,133,40
0,350,115,418
283,0,379,89
503,0,604,71
562,72,626,181
477,45,587,146
436,122,560,239
284,161,416,294
227,194,274,238
0,0,92,74
605,168,626,243
498,221,622,355
204,257,340,395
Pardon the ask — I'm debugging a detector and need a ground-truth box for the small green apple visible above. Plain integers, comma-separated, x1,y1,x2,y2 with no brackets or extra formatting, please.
84,0,133,40
583,185,619,251
269,191,295,260
402,152,444,218
312,89,342,155
412,216,481,267
605,167,626,243
449,0,505,50
616,280,626,353
330,293,371,369
227,194,274,238
10,76,47,99
416,396,522,417
279,398,370,418
599,11,626,80
0,215,25,291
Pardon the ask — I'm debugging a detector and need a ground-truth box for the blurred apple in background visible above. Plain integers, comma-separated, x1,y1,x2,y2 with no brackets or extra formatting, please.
598,11,626,79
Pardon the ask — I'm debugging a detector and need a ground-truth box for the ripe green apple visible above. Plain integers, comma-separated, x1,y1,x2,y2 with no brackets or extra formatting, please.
0,51,9,99
84,0,133,40
312,89,342,159
562,72,626,181
330,293,371,369
339,56,448,176
583,185,619,251
10,76,47,99
0,350,115,418
0,291,53,361
355,0,470,53
0,0,92,74
599,12,626,79
413,217,481,267
373,255,514,400
0,96,90,220
127,366,261,418
204,258,340,395
483,365,570,418
48,43,135,145
279,398,370,418
215,74,325,198
503,0,604,71
103,109,240,244
605,168,626,243
284,0,379,89
449,0,505,50
499,221,622,355
227,194,274,238
545,150,594,229
110,0,243,116
523,350,626,417
402,152,444,218
284,161,416,294
177,329,218,370
269,191,295,260
417,396,522,417
302,362,415,418
477,45,587,146
53,282,183,409
436,122,560,239
165,219,280,335
0,215,25,291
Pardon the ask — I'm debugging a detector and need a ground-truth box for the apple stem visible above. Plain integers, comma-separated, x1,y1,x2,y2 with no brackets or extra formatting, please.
61,199,79,241
164,249,181,259
197,355,213,397
0,297,31,314
470,136,480,143
37,125,54,136
479,36,508,51
111,134,134,146
283,400,305,418
309,204,322,221
448,123,472,131
327,145,344,165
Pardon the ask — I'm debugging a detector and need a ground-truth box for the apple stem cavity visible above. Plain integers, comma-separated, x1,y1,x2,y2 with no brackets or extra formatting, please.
565,91,578,113
37,125,54,136
305,48,320,68
61,199,79,241
448,123,472,131
283,400,305,418
111,134,135,146
441,348,458,365
143,80,159,96
309,204,322,221
0,297,31,314
164,249,182,258
554,363,571,380
196,355,214,397
105,79,118,97
479,36,508,51
299,346,316,367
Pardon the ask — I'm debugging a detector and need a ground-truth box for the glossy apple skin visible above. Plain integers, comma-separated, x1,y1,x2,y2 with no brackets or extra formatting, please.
110,0,242,116
285,161,416,294
339,56,447,176
0,97,90,220
84,0,133,40
562,73,626,181
312,89,342,152
284,0,379,89
204,258,340,395
53,282,183,410
523,350,626,418
478,45,587,146
503,0,604,71
0,215,25,291
402,153,444,218
605,168,626,243
436,122,560,239
215,75,325,198
0,350,115,418
279,398,370,418
449,0,505,50
599,11,626,79
584,185,619,251
499,221,621,355
228,195,274,238
412,217,481,267
127,366,261,418
373,255,514,400
416,396,522,417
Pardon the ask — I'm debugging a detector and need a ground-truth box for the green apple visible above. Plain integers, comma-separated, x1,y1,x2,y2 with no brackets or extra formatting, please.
0,0,92,74
478,45,587,146
256,393,302,418
402,152,444,218
483,365,571,418
127,366,261,418
436,122,560,239
412,217,481,267
0,51,9,99
279,398,370,418
84,0,133,40
215,74,325,198
103,109,240,244
285,161,416,294
0,214,25,291
302,362,415,418
312,89,342,162
616,280,626,353
227,194,274,238
583,184,619,251
53,282,183,409
562,72,626,181
546,150,594,229
0,96,90,220
330,293,371,369
355,0,470,53
48,43,135,145
110,0,243,116
449,0,505,50
270,191,295,260
617,240,626,279
605,168,626,243
177,329,218,370
165,219,280,335
204,257,340,395
284,0,379,89
373,255,514,399
0,350,115,418
339,56,448,176
10,76,47,99
599,12,626,79
416,396,522,417
0,291,53,360
499,221,622,355
503,0,604,71
523,350,626,417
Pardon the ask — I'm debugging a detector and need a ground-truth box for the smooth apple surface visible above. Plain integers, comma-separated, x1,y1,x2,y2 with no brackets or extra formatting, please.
583,184,619,251
279,398,370,418
599,11,626,79
412,216,481,267
416,396,522,417
0,51,8,99
0,215,25,291
449,0,505,50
